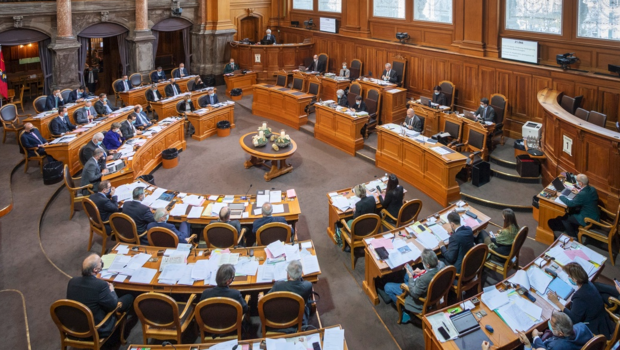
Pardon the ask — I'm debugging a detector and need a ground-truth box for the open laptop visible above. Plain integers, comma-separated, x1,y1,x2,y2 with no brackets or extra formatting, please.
228,203,246,219
298,65,306,71
420,96,432,107
552,177,576,199
463,110,477,121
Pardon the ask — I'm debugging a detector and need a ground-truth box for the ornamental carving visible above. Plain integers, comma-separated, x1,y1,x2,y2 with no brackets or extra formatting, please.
101,11,109,22
13,16,23,28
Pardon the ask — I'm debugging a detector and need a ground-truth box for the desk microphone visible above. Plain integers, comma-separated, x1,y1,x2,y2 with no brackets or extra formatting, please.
243,184,253,199
162,341,177,350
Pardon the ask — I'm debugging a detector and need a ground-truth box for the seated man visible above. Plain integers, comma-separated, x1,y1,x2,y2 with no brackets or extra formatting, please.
132,105,152,128
200,264,248,313
438,211,474,274
548,174,600,238
146,208,192,244
122,187,155,244
45,88,66,111
306,55,325,73
114,75,131,93
178,95,195,113
224,58,238,74
474,97,496,123
252,203,294,240
94,93,119,116
173,63,189,78
203,89,219,106
151,66,166,83
350,95,367,113
267,260,313,324
49,106,77,136
81,148,108,195
336,89,348,107
384,249,445,323
402,108,423,133
164,78,182,98
21,122,49,157
209,206,241,234
432,86,448,106
75,100,97,124
66,253,134,337
68,85,88,103
262,29,277,44
80,132,114,168
381,63,399,84
89,181,119,234
518,310,593,350
146,84,163,103
120,114,141,140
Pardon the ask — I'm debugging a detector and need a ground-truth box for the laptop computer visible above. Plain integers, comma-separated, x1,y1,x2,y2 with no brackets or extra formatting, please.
463,110,477,120
298,65,306,71
552,177,576,199
420,96,432,107
228,203,246,219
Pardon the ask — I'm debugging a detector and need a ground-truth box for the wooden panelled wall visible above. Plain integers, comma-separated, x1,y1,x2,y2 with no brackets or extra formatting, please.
230,0,275,41
276,27,620,138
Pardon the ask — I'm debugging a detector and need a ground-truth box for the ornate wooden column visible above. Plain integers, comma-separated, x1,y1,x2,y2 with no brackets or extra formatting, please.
340,0,371,38
453,0,486,56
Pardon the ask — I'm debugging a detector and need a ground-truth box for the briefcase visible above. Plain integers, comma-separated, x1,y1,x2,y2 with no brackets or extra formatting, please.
43,161,64,185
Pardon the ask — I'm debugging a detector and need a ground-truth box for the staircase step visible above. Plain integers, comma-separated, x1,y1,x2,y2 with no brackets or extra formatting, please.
355,147,376,164
299,124,314,137
459,177,542,212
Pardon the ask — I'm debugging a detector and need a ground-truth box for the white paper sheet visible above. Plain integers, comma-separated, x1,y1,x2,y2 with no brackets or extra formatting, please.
480,287,510,310
416,231,440,249
183,195,204,206
170,203,188,216
508,269,530,290
272,204,285,214
256,264,275,283
257,194,269,207
515,296,543,320
302,255,320,275
151,199,170,209
270,191,282,203
267,240,286,258
129,267,157,284
187,206,203,219
428,224,450,242
574,256,596,277
323,327,345,350
191,259,217,280
107,255,131,273
497,302,536,333
579,245,606,265
526,266,553,294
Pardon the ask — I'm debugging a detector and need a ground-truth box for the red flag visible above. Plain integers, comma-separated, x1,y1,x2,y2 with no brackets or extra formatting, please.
0,46,7,99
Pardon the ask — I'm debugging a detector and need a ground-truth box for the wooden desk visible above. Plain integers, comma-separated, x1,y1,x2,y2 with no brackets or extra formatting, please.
363,203,490,304
186,104,236,141
358,79,408,124
223,72,257,96
240,132,298,182
375,125,468,206
252,84,314,130
320,76,350,101
408,101,452,136
422,234,606,350
117,76,198,108
24,101,87,139
314,104,368,156
150,90,210,120
99,240,320,293
230,43,314,83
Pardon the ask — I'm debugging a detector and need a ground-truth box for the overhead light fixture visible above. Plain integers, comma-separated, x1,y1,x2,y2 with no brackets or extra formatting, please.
396,32,410,44
171,0,183,17
556,53,578,70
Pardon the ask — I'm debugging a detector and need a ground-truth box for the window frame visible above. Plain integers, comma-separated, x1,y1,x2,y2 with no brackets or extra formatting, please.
412,0,454,25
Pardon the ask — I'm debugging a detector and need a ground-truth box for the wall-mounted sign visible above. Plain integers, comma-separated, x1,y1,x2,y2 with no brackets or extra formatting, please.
563,135,573,156
255,54,261,63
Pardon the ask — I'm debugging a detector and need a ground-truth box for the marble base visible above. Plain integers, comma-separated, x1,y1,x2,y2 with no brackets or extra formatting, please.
127,30,156,75
48,38,81,89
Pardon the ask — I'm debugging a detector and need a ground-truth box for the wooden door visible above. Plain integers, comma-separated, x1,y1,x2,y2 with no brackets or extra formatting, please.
239,17,258,42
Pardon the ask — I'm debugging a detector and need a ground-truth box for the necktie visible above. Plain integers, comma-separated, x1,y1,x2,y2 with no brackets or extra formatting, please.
153,92,159,101
87,108,90,117
210,96,214,104
55,97,58,108
172,85,178,95
31,132,41,144
89,71,93,83
484,107,487,118
98,145,107,158
124,81,129,90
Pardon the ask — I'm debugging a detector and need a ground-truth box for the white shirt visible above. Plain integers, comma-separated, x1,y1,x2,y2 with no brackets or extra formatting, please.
151,90,159,101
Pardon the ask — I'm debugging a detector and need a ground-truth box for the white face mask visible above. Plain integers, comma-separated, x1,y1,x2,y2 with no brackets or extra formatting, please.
435,92,439,95
343,65,346,69
356,101,361,105
480,104,485,108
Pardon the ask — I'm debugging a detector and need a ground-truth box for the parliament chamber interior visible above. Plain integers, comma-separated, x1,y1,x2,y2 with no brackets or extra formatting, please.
1,0,620,349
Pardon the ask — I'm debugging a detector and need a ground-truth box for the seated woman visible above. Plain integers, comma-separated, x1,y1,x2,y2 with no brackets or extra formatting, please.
192,76,206,91
346,184,377,227
102,122,124,150
339,62,350,78
477,208,519,262
547,262,615,339
377,174,404,223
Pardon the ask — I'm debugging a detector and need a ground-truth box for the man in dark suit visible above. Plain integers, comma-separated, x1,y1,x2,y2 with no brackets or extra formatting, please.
200,264,248,313
132,105,152,128
94,94,118,116
204,89,219,106
350,95,367,113
165,78,182,98
209,206,241,234
178,95,195,114
252,203,294,238
381,63,399,84
122,187,155,244
432,86,448,106
439,211,474,273
306,55,325,73
84,65,99,95
402,108,424,133
548,174,600,238
75,100,97,124
50,106,77,136
89,181,119,233
146,208,192,243
45,88,65,111
262,29,277,44
223,58,238,74
114,75,131,93
146,84,163,103
67,86,88,103
80,133,114,168
474,97,496,123
81,148,108,195
151,67,166,83
66,254,134,337
21,122,49,157
173,63,189,78
267,260,313,324
337,89,348,107
120,114,141,140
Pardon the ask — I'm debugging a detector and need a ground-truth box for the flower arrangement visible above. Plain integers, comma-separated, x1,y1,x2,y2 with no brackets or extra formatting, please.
275,129,291,148
252,130,268,147
258,122,272,137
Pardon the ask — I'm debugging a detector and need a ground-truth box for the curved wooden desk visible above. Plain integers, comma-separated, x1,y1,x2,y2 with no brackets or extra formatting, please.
537,88,620,211
186,104,236,141
252,84,314,129
230,42,314,82
240,132,297,181
314,104,368,156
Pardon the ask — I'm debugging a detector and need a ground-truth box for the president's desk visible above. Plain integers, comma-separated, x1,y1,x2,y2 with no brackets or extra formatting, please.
314,104,368,156
223,71,257,96
252,84,314,129
375,124,468,207
230,42,314,83
186,104,236,141
117,75,198,109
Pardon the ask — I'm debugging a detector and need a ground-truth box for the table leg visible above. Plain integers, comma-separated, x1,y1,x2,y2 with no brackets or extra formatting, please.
244,155,265,169
264,159,294,181
363,250,381,305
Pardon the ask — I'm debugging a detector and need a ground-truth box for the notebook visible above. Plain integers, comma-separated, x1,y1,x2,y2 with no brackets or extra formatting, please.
547,277,575,300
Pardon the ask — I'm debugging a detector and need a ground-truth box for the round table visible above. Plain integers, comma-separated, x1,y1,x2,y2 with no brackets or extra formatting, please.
239,132,298,181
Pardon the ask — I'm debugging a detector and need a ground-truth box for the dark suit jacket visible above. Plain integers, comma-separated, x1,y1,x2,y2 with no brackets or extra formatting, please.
95,100,118,115
44,95,65,111
49,115,76,135
200,286,248,313
151,71,167,82
252,216,293,234
440,225,474,273
223,63,238,74
307,60,325,73
67,275,119,336
269,280,312,305
532,323,594,350
209,219,241,234
379,186,404,219
165,83,182,97
84,69,99,84
122,200,155,238
90,192,119,222
474,105,496,123
204,94,219,105
75,106,97,124
114,80,131,93
21,129,47,156
404,115,424,133
563,281,614,339
173,68,189,78
178,101,196,113
338,95,349,108
67,89,86,103
262,34,277,44
120,120,137,140
133,111,151,128
381,69,399,84
352,101,367,112
192,82,207,91
432,93,448,106
404,261,446,313
80,141,108,168
146,89,162,102
353,196,376,220
560,185,600,226
81,157,103,194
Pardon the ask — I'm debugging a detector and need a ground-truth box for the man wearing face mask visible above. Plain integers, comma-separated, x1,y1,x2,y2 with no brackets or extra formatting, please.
146,84,162,103
132,105,152,128
203,89,219,106
114,75,132,93
548,174,600,238
350,95,367,112
165,78,182,98
44,88,65,111
21,122,50,158
438,211,474,274
179,95,196,113
474,97,496,123
402,108,424,133
122,187,155,244
76,100,97,124
146,208,193,244
80,133,115,168
518,310,593,350
120,114,142,140
150,66,166,83
94,93,119,116
306,55,325,74
336,89,348,107
173,63,189,78
81,148,109,195
68,86,87,103
50,106,77,136
339,62,350,78
432,86,447,106
89,181,119,234
224,58,238,74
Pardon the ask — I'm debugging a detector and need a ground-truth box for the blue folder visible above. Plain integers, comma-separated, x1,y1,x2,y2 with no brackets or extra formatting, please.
548,277,575,300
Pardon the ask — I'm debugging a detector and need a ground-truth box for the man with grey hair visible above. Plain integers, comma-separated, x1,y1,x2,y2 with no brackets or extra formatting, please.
383,249,445,323
66,253,134,337
75,99,97,124
403,108,423,133
208,206,241,234
200,264,248,312
518,310,593,350
381,62,398,84
252,202,294,240
267,260,313,324
80,132,115,167
146,208,192,244
122,186,155,242
81,148,108,195
263,29,277,44
337,89,348,107
548,174,600,238
89,180,119,234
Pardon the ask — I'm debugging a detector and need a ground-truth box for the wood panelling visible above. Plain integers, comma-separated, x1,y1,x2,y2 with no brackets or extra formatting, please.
230,0,271,41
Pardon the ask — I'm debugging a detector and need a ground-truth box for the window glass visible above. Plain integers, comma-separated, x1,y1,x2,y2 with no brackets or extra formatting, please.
293,0,313,11
505,0,563,35
414,0,453,24
577,0,620,41
319,0,342,12
374,0,406,19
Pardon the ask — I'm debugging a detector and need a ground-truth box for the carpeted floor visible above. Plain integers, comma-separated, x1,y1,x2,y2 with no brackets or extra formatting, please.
2,88,620,349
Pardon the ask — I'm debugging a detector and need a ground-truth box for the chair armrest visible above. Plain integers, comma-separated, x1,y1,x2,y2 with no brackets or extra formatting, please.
600,206,616,218
447,139,459,147
237,228,246,245
137,231,148,238
380,208,398,222
607,297,620,315
450,143,464,149
179,294,197,319
339,219,351,233
73,184,94,192
583,217,612,230
188,233,198,245
17,113,32,118
258,292,264,301
244,294,251,304
488,247,510,260
95,303,121,329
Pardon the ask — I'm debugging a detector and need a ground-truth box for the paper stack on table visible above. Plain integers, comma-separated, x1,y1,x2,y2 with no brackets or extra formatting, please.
183,195,205,206
169,203,188,216
187,206,204,219
323,327,345,350
416,231,440,249
526,266,553,294
480,286,510,310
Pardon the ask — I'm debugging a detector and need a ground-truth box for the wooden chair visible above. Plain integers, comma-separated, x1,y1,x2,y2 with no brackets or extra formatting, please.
451,128,487,181
578,205,620,265
391,55,408,87
18,129,45,173
129,73,142,87
63,164,94,220
364,87,381,138
490,93,508,146
134,292,197,344
318,53,329,73
82,198,112,256
484,226,529,279
575,108,590,121
589,111,607,128
257,222,292,245
381,199,422,231
147,226,197,248
347,81,362,107
50,299,127,350
111,79,122,106
438,118,462,146
305,77,321,114
604,301,620,350
581,335,607,350
60,88,72,102
195,296,250,342
110,212,146,245
186,80,195,92
202,222,246,248
349,59,363,80
149,70,158,83
439,80,455,109
560,94,583,114
396,265,456,322
452,244,488,301
33,95,47,114
13,84,26,112
258,291,304,337
171,68,179,79
340,213,381,268
275,71,289,87
292,73,305,91
1,103,26,143
197,95,210,108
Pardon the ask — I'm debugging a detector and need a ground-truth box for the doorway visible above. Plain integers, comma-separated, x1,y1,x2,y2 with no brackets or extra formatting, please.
239,17,259,42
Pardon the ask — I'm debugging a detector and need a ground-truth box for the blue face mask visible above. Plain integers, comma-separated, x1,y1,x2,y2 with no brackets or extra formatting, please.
97,141,102,146
548,320,554,333
132,120,136,124
568,278,576,285
165,215,169,222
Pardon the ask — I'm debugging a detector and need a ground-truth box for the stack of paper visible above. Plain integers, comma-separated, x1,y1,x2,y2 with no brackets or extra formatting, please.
183,195,205,206
170,203,189,216
330,196,351,211
496,302,537,333
574,256,596,277
416,231,440,249
270,191,282,203
129,268,157,284
480,287,510,310
323,327,345,350
187,206,203,219
428,224,450,242
526,266,553,294
234,258,259,276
